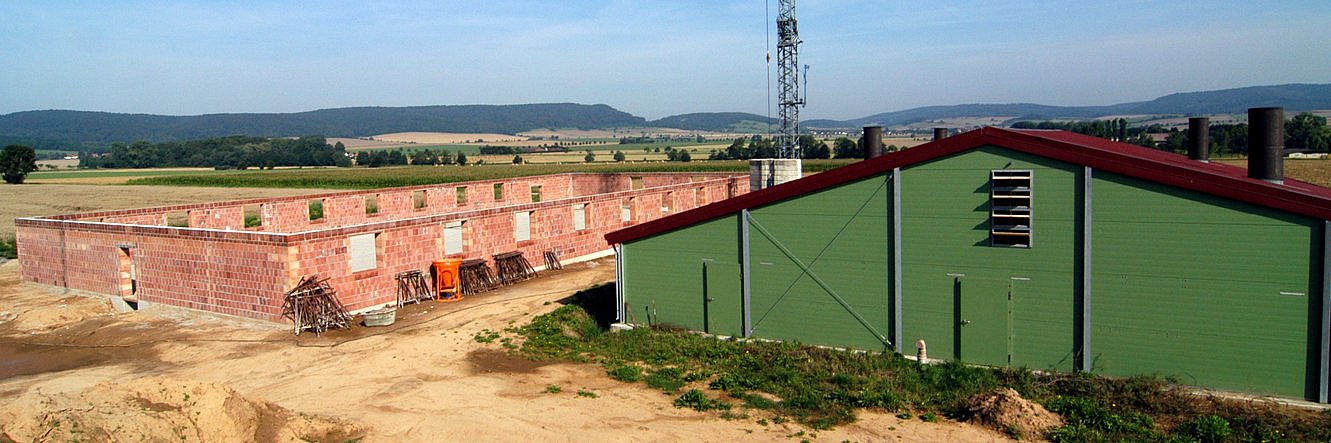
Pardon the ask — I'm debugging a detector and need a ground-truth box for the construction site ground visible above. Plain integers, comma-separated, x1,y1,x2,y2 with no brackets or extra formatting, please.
0,258,1012,442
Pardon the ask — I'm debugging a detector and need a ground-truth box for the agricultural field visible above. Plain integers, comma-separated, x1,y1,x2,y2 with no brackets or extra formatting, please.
1216,158,1331,188
126,160,855,189
0,184,329,238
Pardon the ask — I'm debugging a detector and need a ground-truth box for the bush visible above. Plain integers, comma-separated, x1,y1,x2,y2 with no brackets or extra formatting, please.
606,364,642,382
0,236,16,259
1173,415,1231,443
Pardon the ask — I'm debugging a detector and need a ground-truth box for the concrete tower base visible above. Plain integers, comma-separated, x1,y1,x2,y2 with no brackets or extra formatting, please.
749,158,803,192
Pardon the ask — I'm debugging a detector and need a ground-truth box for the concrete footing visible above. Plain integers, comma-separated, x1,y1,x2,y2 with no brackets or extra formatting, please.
749,158,803,191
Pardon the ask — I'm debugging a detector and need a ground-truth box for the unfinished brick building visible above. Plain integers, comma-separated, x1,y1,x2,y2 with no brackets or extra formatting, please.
16,172,747,320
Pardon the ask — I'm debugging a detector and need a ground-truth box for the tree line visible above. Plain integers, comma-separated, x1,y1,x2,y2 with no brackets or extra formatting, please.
356,148,469,167
707,135,832,160
78,136,351,169
1011,112,1331,155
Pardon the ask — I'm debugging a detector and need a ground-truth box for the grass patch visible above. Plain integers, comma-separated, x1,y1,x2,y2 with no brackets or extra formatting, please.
515,300,1331,438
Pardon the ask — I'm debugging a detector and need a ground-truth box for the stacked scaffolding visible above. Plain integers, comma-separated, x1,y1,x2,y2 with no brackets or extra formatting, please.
281,275,352,335
494,251,537,285
395,270,433,306
459,259,499,296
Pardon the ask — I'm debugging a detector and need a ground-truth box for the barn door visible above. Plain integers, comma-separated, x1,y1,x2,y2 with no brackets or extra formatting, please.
957,276,1012,366
702,261,742,337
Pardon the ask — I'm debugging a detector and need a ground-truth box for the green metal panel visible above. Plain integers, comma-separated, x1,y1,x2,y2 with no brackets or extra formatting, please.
900,147,1080,371
747,176,892,351
703,262,743,336
1091,172,1318,399
622,215,739,331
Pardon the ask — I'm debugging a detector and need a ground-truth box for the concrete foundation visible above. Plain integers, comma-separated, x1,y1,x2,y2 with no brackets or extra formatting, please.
749,158,803,191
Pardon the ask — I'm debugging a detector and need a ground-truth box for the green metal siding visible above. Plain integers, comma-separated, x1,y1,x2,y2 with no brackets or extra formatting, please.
1091,172,1318,398
900,147,1080,370
747,176,892,350
622,215,741,335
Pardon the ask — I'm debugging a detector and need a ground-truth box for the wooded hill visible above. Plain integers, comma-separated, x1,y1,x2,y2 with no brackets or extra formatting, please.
0,103,645,149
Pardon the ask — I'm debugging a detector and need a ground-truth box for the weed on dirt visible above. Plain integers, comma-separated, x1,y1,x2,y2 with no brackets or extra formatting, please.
513,291,1331,440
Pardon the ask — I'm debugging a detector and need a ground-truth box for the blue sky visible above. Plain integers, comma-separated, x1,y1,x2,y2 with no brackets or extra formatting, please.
1,1,1328,121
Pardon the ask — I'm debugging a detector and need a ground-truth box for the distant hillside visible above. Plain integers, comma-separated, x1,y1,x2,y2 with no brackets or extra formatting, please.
0,103,646,148
802,83,1331,129
647,112,775,132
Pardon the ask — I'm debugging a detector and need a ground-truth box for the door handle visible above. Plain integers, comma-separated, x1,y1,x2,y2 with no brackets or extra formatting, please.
960,320,972,326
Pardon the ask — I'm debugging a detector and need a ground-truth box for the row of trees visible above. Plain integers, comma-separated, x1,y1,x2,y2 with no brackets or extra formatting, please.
78,136,351,169
1010,119,1158,147
1011,113,1331,155
707,135,832,160
357,148,469,167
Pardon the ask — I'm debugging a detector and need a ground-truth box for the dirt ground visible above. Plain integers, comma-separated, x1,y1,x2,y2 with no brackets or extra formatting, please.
0,259,1013,442
0,184,331,238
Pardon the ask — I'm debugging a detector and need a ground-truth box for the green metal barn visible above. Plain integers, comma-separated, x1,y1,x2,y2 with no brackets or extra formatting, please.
605,126,1331,403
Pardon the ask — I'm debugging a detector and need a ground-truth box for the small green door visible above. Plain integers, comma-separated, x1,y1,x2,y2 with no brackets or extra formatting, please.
958,277,1012,366
702,261,743,337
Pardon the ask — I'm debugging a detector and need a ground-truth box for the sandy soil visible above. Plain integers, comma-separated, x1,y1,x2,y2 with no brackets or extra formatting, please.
0,259,1014,442
0,184,331,238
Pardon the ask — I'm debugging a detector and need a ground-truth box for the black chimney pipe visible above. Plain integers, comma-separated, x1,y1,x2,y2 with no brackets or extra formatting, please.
933,127,949,141
1247,107,1284,184
1187,117,1210,162
864,126,883,159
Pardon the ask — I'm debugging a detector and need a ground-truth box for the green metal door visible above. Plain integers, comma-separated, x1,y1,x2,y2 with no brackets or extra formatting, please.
702,261,742,337
958,277,1012,366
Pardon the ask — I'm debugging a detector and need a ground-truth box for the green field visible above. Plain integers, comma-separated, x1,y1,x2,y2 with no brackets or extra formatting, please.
127,160,857,189
354,140,728,156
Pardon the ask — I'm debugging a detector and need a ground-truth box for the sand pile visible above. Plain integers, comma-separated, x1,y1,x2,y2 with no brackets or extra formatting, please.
0,377,362,442
966,388,1064,440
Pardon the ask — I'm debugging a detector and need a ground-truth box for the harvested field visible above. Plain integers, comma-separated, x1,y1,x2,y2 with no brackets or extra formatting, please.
372,132,528,144
1216,158,1331,188
0,260,1013,441
0,184,330,238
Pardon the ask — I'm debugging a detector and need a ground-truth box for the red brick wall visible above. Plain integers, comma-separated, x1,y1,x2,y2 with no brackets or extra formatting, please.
16,173,748,321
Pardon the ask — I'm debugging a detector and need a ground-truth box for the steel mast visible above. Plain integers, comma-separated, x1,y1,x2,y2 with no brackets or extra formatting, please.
775,0,803,159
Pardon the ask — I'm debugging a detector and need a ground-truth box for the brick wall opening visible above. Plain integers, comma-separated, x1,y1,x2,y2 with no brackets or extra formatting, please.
309,199,325,221
117,245,138,305
166,211,189,227
530,185,542,202
365,194,380,216
243,204,262,228
412,190,427,210
493,183,504,201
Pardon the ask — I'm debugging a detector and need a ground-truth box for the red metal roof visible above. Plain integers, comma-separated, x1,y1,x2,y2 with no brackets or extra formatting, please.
605,126,1331,245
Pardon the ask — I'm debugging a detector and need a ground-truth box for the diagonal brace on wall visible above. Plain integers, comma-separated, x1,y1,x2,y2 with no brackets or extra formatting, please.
746,216,892,348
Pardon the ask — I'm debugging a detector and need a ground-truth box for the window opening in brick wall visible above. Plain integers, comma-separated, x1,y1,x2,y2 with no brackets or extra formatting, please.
573,204,587,231
621,199,634,222
413,190,427,209
349,233,379,272
117,246,137,301
695,187,707,206
365,194,380,215
515,211,532,242
494,183,504,201
308,199,324,221
990,170,1033,248
727,182,736,199
243,204,262,228
530,185,542,202
444,221,465,255
456,186,467,205
166,211,189,227
662,192,674,214
630,177,644,190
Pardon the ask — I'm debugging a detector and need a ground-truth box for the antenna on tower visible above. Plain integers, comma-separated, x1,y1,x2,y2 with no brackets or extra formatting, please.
775,0,803,159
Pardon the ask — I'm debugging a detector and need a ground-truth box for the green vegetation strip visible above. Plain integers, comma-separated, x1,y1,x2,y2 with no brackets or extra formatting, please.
126,160,854,189
512,289,1331,440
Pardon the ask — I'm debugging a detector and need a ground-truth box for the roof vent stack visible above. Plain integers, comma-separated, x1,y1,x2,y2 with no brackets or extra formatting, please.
1247,107,1284,184
933,128,949,141
864,126,883,159
1187,117,1210,162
